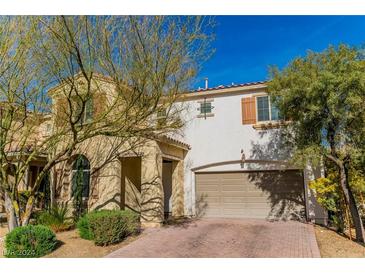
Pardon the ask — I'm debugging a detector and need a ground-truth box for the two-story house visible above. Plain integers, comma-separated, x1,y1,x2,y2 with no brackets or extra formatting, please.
1,76,327,226
177,81,327,224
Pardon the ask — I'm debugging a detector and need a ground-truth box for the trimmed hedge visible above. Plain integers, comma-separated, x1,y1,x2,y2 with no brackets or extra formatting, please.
77,210,140,246
5,225,58,258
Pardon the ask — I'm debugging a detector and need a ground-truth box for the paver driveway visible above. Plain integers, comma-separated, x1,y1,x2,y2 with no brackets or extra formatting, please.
106,218,320,258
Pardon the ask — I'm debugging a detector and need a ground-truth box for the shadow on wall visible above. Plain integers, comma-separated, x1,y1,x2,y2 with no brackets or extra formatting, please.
250,128,293,161
140,175,164,223
139,152,164,223
194,128,306,221
93,193,121,211
249,128,306,221
195,193,208,218
247,170,306,221
54,156,122,212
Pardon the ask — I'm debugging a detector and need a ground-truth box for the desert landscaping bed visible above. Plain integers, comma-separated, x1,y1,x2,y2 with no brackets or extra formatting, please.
3,222,365,258
0,225,140,258
314,225,365,257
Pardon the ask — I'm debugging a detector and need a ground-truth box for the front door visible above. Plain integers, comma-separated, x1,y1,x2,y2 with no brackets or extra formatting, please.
162,160,173,216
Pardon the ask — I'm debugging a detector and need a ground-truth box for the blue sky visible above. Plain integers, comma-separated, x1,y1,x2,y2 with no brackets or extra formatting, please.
195,16,365,89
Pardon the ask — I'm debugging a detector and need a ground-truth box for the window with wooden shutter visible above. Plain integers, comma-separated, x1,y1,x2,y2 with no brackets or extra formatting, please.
241,97,257,124
93,92,107,118
55,98,68,127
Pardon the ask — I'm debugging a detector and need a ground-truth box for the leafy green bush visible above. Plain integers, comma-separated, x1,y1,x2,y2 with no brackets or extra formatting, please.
309,177,340,212
77,210,140,246
77,214,94,240
5,225,58,258
36,202,73,232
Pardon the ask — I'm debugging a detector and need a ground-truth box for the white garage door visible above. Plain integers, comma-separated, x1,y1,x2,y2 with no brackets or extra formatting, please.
195,170,306,220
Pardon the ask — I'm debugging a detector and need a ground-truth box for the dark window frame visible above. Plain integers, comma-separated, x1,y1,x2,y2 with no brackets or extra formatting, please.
71,155,91,198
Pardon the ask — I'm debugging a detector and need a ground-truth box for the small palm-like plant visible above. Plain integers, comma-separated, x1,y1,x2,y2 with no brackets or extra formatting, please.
49,202,69,224
36,202,73,232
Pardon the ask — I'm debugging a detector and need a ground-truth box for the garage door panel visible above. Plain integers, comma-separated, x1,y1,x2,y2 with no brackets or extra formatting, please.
204,197,220,203
222,190,267,197
222,202,270,209
221,184,246,191
219,173,242,179
243,202,271,209
196,173,220,180
245,185,264,191
196,170,305,220
222,196,268,203
196,184,220,192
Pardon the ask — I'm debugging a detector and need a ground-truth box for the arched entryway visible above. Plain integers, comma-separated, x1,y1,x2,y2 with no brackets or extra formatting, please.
71,155,90,217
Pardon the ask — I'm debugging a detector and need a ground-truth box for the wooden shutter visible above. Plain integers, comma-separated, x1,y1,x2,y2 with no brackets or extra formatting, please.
93,92,107,118
55,98,68,127
241,97,257,125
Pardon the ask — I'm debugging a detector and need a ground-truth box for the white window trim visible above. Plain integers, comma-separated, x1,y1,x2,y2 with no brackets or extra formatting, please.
255,95,276,123
197,100,214,118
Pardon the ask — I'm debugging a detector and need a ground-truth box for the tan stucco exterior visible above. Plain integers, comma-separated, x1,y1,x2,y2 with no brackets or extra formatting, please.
53,136,188,227
44,74,189,226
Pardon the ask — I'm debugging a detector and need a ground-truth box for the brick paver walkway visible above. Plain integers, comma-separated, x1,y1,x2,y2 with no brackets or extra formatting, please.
106,218,321,258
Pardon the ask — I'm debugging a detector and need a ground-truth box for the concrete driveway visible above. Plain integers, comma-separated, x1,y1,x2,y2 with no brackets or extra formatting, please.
106,218,320,258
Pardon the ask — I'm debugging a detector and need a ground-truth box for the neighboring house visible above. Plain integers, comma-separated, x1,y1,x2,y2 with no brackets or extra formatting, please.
0,76,327,226
45,75,188,227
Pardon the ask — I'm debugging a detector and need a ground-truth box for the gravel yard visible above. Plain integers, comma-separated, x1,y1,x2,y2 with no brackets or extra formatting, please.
0,225,140,258
314,225,365,257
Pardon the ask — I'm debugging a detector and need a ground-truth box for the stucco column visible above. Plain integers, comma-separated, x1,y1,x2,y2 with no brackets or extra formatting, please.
172,160,185,217
140,144,164,227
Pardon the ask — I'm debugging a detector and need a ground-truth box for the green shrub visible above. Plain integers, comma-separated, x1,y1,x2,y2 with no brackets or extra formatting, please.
36,202,73,232
77,214,94,240
5,225,58,258
77,210,140,246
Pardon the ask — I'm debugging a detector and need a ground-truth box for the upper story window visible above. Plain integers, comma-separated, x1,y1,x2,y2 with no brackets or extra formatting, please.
241,95,284,128
197,99,214,119
199,102,212,114
156,108,167,127
45,123,52,135
256,95,282,122
157,109,167,119
73,97,93,124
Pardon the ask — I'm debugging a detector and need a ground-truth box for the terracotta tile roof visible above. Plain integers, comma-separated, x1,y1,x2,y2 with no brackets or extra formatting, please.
159,135,191,150
190,81,267,93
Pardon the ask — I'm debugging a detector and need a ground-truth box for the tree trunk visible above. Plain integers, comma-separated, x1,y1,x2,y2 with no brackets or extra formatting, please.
345,205,352,240
339,164,365,243
21,195,35,226
4,192,18,231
